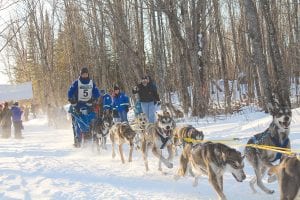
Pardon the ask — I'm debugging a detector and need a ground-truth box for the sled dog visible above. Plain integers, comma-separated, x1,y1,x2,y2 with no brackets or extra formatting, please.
133,112,148,150
175,142,246,200
173,125,204,155
244,102,292,194
92,110,113,150
110,122,136,164
142,111,175,171
268,156,300,200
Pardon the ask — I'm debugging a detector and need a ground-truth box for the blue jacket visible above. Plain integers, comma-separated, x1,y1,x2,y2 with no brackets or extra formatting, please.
112,92,130,112
102,93,113,111
67,77,100,109
11,106,23,122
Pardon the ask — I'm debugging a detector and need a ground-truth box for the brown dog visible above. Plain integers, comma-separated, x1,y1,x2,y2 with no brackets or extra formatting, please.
173,125,204,155
109,122,136,164
175,142,246,200
268,156,300,200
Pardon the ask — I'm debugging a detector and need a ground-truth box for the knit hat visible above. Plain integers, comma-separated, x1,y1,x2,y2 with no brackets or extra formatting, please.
80,67,89,75
113,85,120,91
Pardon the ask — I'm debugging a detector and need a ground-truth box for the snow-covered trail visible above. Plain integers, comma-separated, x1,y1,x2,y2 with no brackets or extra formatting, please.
0,108,299,200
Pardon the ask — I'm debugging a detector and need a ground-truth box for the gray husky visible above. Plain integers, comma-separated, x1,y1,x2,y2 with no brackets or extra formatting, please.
175,142,246,200
141,111,175,171
244,103,292,194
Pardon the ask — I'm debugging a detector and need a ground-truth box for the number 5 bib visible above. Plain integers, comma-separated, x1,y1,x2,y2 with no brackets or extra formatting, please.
78,80,93,102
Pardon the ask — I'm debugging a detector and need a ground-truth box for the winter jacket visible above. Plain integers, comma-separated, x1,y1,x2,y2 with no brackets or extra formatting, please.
11,106,23,122
102,93,113,111
67,77,100,109
133,82,160,103
112,92,130,112
0,107,12,127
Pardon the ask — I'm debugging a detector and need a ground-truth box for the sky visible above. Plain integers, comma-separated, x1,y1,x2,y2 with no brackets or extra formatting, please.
0,0,25,85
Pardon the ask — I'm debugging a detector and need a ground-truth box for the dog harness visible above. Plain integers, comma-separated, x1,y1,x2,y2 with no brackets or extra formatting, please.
251,129,290,162
175,126,194,147
270,137,290,162
158,129,172,149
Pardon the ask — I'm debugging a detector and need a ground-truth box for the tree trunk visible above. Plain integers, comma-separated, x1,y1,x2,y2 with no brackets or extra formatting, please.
244,0,273,110
260,0,291,107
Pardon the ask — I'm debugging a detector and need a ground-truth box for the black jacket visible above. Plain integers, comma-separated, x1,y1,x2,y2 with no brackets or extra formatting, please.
133,82,160,103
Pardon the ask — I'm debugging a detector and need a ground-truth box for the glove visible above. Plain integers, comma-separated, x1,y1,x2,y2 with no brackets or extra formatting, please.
125,106,129,112
69,98,77,105
156,101,161,106
70,106,80,115
86,98,97,106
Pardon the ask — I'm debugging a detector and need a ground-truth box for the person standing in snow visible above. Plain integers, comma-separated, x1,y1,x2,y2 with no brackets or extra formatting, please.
24,106,29,121
11,102,23,139
132,75,160,123
0,102,12,138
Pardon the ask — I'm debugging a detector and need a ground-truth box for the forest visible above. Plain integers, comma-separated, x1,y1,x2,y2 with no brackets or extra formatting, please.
1,0,299,117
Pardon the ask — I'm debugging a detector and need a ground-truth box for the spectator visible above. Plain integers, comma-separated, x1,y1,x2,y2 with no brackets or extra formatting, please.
11,102,23,139
31,103,37,118
133,75,160,123
24,106,29,121
0,102,12,138
133,93,143,117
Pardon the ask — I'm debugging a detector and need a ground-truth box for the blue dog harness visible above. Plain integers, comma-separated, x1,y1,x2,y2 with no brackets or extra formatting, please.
252,129,289,162
270,137,290,162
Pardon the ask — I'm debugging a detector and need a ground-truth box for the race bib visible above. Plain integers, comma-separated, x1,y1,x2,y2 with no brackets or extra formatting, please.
78,80,93,102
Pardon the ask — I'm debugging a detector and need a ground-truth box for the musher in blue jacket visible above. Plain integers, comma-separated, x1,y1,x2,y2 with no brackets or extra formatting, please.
67,67,100,147
112,85,130,123
102,90,113,112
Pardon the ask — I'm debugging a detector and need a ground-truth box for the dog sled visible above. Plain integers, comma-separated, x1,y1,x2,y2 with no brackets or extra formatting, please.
70,106,96,148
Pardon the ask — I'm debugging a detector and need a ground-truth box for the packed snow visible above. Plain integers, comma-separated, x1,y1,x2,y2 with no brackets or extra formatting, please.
0,107,299,200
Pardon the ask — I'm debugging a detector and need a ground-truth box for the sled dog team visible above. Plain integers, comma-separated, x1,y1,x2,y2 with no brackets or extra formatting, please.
95,102,299,200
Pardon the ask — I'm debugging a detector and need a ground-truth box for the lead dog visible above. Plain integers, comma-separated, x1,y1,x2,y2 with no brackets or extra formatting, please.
175,142,246,200
244,102,292,194
110,122,136,164
268,156,300,200
141,111,175,171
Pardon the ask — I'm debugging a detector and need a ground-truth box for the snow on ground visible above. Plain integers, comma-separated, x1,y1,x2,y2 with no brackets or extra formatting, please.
0,107,299,200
